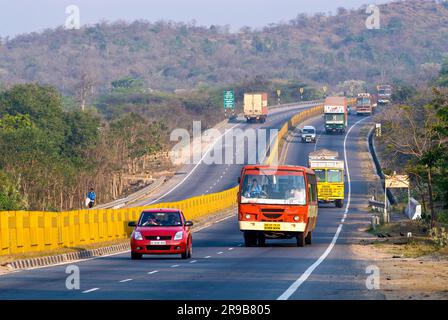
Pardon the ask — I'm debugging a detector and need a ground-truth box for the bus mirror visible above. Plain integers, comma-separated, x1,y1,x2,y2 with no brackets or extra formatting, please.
237,177,241,184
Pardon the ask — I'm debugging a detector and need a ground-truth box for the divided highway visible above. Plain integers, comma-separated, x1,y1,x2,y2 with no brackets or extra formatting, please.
0,106,384,300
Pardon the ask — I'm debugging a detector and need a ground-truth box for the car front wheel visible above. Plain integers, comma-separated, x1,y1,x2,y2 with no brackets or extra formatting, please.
181,243,192,259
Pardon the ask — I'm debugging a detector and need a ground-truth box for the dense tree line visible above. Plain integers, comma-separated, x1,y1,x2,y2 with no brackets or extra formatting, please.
378,57,448,226
0,84,166,211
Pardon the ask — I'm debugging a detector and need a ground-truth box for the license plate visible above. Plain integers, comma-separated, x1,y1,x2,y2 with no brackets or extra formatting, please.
306,138,311,142
150,240,166,245
264,223,281,231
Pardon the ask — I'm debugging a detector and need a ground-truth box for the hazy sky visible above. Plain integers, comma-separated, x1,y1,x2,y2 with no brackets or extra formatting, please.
0,0,392,38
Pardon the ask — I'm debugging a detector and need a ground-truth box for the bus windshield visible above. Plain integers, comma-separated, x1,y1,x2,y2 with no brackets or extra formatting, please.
241,173,306,205
327,170,343,183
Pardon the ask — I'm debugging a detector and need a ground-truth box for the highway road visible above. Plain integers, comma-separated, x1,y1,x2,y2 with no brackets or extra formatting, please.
133,102,320,205
0,109,385,300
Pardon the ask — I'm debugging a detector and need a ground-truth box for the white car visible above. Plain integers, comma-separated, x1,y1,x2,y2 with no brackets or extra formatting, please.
301,126,316,143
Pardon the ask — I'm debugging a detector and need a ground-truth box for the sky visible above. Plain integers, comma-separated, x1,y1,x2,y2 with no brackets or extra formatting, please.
0,0,393,38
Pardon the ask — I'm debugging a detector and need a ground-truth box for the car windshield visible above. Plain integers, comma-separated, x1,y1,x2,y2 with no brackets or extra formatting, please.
138,212,182,227
302,128,315,134
241,173,306,205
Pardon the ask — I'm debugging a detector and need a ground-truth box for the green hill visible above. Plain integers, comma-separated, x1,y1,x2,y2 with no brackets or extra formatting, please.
0,0,447,95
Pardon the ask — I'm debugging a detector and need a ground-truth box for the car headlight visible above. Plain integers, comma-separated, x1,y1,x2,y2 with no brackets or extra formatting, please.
133,231,143,241
174,231,184,241
245,214,251,220
294,216,300,222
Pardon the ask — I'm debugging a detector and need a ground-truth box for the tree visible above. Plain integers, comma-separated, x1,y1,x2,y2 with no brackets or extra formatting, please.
378,89,448,226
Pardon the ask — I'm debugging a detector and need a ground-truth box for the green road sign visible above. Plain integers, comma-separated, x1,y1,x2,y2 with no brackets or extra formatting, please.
223,90,235,109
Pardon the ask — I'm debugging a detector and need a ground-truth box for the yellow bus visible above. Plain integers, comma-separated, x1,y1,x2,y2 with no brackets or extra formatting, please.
308,149,345,208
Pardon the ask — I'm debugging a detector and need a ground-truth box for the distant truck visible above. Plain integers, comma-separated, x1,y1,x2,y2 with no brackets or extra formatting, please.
356,93,377,116
244,93,268,123
324,96,348,134
377,85,392,105
308,149,345,208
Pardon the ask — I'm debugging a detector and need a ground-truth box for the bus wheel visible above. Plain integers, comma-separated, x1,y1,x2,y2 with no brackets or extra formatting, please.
305,232,312,245
244,231,257,247
336,200,344,208
257,233,266,247
296,232,305,247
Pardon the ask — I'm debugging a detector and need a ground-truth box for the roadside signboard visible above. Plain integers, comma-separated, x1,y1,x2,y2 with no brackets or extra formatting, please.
276,89,281,97
223,90,235,109
385,174,409,188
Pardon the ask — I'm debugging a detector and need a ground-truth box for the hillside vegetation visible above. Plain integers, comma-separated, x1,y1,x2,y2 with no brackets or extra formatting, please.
0,0,447,96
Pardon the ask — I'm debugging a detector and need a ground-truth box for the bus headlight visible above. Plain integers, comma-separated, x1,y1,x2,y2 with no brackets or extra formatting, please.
245,214,251,220
294,216,300,222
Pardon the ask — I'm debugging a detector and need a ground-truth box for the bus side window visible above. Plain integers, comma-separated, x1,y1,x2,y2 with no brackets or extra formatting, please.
307,174,317,202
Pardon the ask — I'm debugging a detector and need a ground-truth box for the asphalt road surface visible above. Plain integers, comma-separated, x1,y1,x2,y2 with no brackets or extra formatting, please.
0,110,385,300
134,102,320,205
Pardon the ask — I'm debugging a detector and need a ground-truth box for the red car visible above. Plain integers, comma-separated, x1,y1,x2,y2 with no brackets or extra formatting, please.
128,209,193,260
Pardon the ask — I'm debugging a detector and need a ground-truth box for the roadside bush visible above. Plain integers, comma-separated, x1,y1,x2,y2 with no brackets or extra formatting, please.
430,227,448,248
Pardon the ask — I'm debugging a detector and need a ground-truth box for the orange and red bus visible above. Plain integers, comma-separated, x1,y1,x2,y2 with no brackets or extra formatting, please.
237,165,318,247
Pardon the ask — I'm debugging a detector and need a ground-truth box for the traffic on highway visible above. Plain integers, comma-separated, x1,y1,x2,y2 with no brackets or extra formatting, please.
1,0,447,316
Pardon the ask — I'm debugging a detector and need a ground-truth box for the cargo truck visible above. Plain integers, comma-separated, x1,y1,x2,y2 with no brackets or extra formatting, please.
324,96,348,134
356,93,376,116
243,93,268,123
308,149,345,208
377,85,392,105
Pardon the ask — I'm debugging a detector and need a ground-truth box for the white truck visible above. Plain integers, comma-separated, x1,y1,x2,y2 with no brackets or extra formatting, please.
243,93,268,123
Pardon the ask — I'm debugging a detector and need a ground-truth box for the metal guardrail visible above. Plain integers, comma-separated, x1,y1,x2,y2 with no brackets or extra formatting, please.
368,127,397,206
95,176,167,209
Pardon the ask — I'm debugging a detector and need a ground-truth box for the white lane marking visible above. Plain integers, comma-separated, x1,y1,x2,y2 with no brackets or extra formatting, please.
148,270,159,275
193,214,233,232
146,123,240,205
119,279,133,283
228,248,234,251
204,256,211,259
171,265,180,268
189,260,197,264
277,117,368,301
82,288,100,293
217,252,223,255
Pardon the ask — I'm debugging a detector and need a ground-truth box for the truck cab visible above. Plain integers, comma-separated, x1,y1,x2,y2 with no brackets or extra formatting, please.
356,93,375,116
324,96,348,134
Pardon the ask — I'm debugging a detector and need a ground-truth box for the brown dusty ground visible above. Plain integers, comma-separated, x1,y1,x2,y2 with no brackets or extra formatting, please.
351,124,448,300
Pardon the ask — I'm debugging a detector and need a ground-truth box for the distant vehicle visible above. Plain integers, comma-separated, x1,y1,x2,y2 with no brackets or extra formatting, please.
301,125,316,143
356,93,377,116
237,165,318,247
128,209,193,260
243,93,268,123
377,85,392,105
308,149,345,208
324,96,348,134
